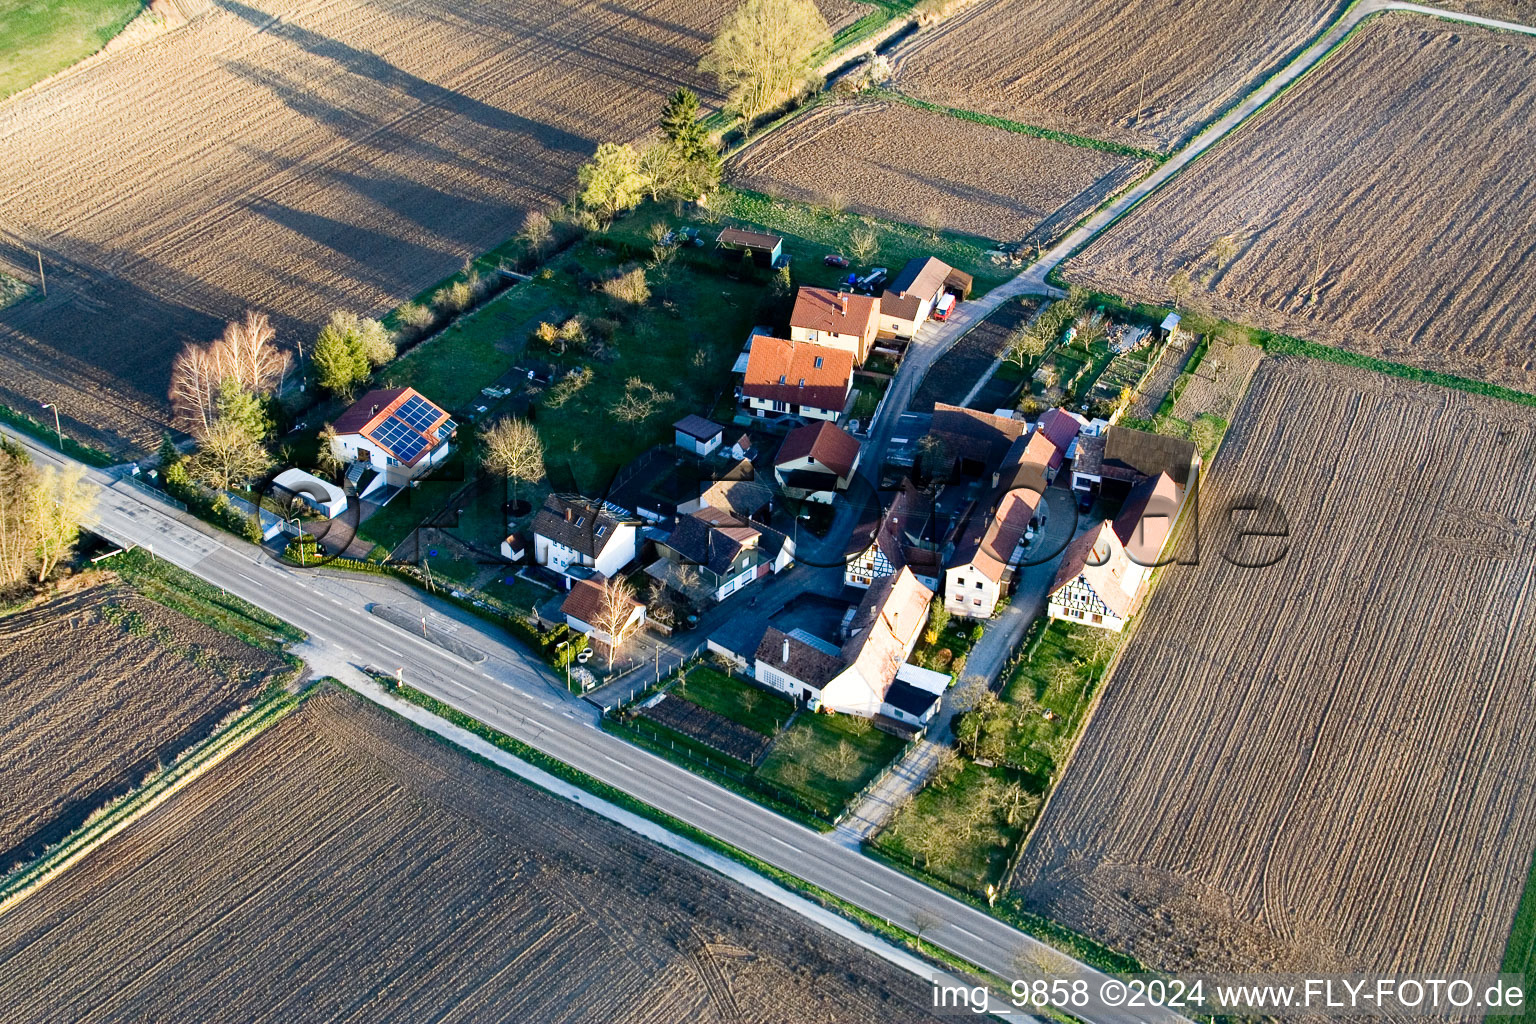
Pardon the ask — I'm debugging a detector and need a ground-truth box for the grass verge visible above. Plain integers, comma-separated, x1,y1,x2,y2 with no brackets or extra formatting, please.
0,403,116,467
884,92,1161,160
0,0,144,99
1501,847,1536,1022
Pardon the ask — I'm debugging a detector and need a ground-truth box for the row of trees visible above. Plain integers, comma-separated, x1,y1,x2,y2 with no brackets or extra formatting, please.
577,89,725,224
0,440,93,588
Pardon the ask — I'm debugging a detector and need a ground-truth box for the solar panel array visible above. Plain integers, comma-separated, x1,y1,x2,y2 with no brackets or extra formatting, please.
368,415,429,463
394,395,440,432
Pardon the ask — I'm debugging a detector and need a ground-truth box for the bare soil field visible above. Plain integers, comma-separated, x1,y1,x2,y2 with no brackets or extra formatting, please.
1063,15,1536,394
0,0,853,454
1426,0,1536,20
891,0,1345,151
1014,357,1536,981
0,689,945,1023
0,576,282,873
1169,337,1263,424
729,99,1149,244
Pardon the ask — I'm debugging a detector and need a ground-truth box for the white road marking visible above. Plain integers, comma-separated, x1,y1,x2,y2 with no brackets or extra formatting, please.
539,701,554,709
951,925,984,942
311,611,333,623
236,573,259,585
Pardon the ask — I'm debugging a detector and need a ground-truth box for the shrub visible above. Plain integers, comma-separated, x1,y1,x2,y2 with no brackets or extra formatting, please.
396,302,435,334
433,277,475,314
602,266,651,306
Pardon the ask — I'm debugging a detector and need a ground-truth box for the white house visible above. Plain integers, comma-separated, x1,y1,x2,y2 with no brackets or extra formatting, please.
1047,472,1184,631
773,421,861,503
330,387,456,497
672,414,724,456
945,487,1041,620
845,479,943,590
531,494,640,584
752,568,935,722
648,507,793,605
561,576,646,653
789,286,879,365
877,257,969,338
740,334,854,425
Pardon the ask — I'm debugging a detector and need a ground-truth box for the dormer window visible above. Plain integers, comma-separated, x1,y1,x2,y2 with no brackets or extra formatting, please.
596,525,607,538
778,375,786,384
798,378,805,387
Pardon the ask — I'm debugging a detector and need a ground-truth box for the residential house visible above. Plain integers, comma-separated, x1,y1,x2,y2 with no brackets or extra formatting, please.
845,479,944,590
1047,471,1186,631
927,403,1028,478
1070,424,1200,503
330,387,456,497
561,576,646,653
740,335,854,425
773,421,861,503
672,414,724,456
750,568,941,725
716,227,782,267
728,432,756,462
944,444,1049,619
679,462,775,521
789,287,879,365
1027,408,1083,483
877,258,971,338
649,506,793,605
531,494,641,583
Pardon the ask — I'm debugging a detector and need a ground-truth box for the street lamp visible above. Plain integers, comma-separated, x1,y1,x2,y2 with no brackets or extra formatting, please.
39,401,62,450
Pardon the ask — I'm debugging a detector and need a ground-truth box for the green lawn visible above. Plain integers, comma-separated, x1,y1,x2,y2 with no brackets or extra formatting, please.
674,666,794,736
104,548,305,652
1502,850,1536,1023
383,236,763,496
850,373,888,422
758,712,905,817
957,619,1118,781
482,574,556,616
355,450,475,553
873,759,1034,892
0,0,143,98
607,192,1011,297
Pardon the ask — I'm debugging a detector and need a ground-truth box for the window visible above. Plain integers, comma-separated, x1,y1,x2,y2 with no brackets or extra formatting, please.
813,356,823,369
973,598,982,606
974,581,983,590
798,379,805,387
778,375,786,384
955,577,965,587
575,516,585,527
596,525,607,538
1092,613,1103,624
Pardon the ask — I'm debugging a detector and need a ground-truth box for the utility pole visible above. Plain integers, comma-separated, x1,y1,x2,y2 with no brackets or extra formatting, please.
39,401,62,450
35,250,45,297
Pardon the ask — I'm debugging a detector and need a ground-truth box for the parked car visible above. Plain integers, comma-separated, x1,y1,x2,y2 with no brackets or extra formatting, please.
855,267,888,292
932,292,957,321
1077,489,1095,513
823,254,849,268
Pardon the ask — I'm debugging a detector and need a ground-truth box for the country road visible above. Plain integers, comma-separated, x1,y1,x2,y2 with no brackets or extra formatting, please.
9,429,1181,1024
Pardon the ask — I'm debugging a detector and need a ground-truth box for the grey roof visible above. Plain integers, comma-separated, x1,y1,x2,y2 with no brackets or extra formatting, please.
1103,426,1198,486
673,414,724,441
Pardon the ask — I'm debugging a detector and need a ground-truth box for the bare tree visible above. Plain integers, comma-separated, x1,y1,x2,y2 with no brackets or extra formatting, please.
592,576,640,668
612,377,675,423
848,226,879,265
1208,233,1239,270
219,310,289,394
519,209,554,257
1004,326,1047,370
912,908,941,942
829,737,859,780
931,745,963,787
169,341,222,437
480,416,545,508
1168,267,1193,310
26,463,94,583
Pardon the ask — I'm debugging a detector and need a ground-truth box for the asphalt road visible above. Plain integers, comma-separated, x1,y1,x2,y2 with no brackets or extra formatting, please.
10,431,1184,1024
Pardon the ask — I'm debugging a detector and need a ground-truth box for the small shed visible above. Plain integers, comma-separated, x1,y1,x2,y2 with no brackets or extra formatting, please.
1159,312,1182,342
716,227,783,268
673,414,724,455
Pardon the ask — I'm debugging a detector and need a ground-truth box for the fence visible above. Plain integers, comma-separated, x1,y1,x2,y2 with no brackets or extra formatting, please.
115,473,187,511
832,726,928,827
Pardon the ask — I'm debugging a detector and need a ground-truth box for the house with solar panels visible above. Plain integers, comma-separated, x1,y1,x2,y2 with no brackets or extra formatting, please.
329,387,456,498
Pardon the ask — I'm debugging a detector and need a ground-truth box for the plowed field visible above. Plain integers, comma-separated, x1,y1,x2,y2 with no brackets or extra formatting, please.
1062,16,1536,394
0,0,854,454
1014,357,1536,980
730,98,1148,244
0,578,282,873
891,0,1344,152
0,690,944,1023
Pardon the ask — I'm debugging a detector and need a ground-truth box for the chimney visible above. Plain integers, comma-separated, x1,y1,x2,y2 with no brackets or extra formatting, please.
782,637,790,663
564,506,573,523
371,404,380,416
840,293,847,317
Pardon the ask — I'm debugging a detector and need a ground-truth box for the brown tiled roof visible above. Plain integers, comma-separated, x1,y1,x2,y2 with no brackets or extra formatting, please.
842,567,933,700
560,576,640,625
775,421,861,480
717,227,782,251
742,336,854,412
790,287,877,337
874,480,943,577
532,494,630,559
1049,522,1144,618
755,627,845,688
1113,472,1181,565
1103,426,1199,486
888,256,952,300
673,414,723,441
931,403,1027,468
332,387,453,467
699,477,774,518
1073,432,1106,477
949,487,1040,582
